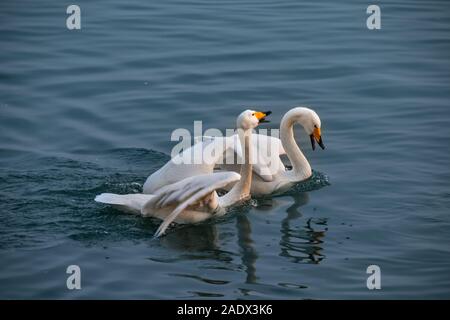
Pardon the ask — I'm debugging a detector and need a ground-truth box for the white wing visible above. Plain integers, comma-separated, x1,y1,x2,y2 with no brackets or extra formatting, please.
95,193,155,214
143,136,236,194
142,171,241,237
220,133,286,181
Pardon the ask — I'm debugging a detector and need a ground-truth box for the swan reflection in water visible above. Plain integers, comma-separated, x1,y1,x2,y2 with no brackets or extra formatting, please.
159,223,220,252
159,191,328,285
279,192,327,265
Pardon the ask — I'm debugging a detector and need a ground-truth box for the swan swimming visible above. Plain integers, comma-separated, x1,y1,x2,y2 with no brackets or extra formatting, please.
144,106,325,197
220,107,325,196
95,110,270,237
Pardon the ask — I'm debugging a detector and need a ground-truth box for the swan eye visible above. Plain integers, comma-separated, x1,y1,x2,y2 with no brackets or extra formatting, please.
252,113,255,116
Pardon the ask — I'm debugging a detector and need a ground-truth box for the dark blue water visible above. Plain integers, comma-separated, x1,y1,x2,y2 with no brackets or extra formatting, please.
1,0,450,299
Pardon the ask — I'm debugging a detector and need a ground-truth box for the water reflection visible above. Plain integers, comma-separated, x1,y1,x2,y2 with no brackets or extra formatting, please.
234,192,328,287
279,193,327,264
160,223,219,252
150,222,238,273
151,191,327,291
236,213,258,284
285,192,309,217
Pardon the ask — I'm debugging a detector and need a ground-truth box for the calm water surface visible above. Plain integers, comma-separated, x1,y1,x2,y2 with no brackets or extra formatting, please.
1,0,450,299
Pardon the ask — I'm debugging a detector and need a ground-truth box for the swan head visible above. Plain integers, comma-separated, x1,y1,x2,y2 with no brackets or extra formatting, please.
284,107,325,150
236,109,271,130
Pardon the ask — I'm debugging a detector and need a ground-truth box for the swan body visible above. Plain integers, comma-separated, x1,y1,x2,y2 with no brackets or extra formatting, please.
142,136,230,194
95,110,270,236
142,133,283,194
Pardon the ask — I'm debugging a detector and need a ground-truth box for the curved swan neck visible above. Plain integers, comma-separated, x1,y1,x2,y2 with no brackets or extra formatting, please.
220,128,253,207
280,111,312,180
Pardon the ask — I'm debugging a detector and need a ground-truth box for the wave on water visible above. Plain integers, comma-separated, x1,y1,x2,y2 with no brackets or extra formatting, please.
288,170,331,194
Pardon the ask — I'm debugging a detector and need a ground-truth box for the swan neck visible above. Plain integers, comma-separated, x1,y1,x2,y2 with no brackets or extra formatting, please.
238,130,252,197
280,115,311,180
220,128,252,207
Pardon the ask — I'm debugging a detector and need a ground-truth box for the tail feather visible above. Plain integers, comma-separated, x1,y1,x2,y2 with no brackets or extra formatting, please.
95,193,154,214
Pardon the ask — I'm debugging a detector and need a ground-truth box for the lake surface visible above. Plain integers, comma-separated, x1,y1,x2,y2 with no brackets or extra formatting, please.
1,0,450,299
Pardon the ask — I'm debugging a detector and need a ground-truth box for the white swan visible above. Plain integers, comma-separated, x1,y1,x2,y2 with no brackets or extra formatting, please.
142,110,272,194
95,110,270,237
219,107,325,196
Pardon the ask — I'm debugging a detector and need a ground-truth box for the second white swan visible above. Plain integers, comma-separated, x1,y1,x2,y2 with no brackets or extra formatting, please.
219,107,325,196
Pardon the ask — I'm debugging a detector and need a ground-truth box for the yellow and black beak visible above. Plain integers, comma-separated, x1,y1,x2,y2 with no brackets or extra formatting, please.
310,126,325,150
254,111,272,123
